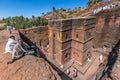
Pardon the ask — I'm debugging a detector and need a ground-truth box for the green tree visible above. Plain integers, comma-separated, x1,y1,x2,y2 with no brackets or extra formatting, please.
31,15,36,26
52,6,58,19
32,15,35,19
52,7,56,12
42,13,45,16
68,8,71,11
0,15,48,30
88,0,103,6
61,14,67,19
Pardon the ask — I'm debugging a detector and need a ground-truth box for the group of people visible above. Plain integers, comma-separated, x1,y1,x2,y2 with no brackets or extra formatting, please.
5,35,39,64
60,64,77,78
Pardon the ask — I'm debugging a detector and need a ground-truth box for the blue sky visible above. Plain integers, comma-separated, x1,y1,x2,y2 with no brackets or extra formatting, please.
0,0,88,18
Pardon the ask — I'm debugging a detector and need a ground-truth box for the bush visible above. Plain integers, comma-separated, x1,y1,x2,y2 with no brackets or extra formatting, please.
0,26,6,30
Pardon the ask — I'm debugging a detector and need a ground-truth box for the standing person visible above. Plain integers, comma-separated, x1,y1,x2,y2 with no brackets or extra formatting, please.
72,68,77,78
7,25,12,34
21,25,25,29
66,69,70,74
7,39,39,64
12,27,16,30
4,36,17,54
99,54,103,62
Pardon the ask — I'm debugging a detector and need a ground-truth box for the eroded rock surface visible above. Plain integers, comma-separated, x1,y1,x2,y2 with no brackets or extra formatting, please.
0,30,61,80
0,54,61,80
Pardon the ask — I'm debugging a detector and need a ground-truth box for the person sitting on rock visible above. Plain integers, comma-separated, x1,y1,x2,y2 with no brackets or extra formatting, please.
7,39,39,64
4,35,17,54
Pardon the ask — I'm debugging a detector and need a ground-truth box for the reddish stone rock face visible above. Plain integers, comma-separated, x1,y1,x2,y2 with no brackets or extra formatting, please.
19,26,49,55
96,16,105,33
71,48,83,65
55,48,71,65
109,16,115,27
115,16,120,26
72,29,85,42
94,8,120,48
62,30,71,41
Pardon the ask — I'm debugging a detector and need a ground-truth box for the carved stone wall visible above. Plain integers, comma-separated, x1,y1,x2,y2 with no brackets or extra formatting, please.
49,19,72,65
94,7,120,48
95,16,105,33
55,48,71,65
71,48,83,65
71,17,95,65
62,40,71,50
62,30,72,41
72,29,85,43
19,26,49,54
49,17,96,65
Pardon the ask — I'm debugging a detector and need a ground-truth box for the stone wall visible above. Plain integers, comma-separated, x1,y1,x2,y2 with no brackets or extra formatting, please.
19,26,49,55
62,30,72,41
71,17,96,65
72,29,85,43
49,19,72,65
94,7,120,48
49,19,72,31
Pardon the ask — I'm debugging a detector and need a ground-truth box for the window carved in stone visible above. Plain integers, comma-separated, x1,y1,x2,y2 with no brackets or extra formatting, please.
65,53,69,58
76,34,78,38
64,51,70,62
65,34,68,39
53,33,55,38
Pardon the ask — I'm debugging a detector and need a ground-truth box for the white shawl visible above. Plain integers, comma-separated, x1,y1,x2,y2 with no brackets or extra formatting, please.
4,38,17,54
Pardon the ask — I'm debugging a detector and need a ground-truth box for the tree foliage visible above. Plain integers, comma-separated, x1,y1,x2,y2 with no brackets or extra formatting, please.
88,0,103,6
0,16,48,30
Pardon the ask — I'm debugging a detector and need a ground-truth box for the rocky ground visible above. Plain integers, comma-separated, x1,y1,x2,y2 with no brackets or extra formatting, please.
94,41,120,80
0,30,61,80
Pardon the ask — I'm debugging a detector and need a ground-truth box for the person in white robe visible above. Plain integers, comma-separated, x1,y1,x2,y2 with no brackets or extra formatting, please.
4,36,17,54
